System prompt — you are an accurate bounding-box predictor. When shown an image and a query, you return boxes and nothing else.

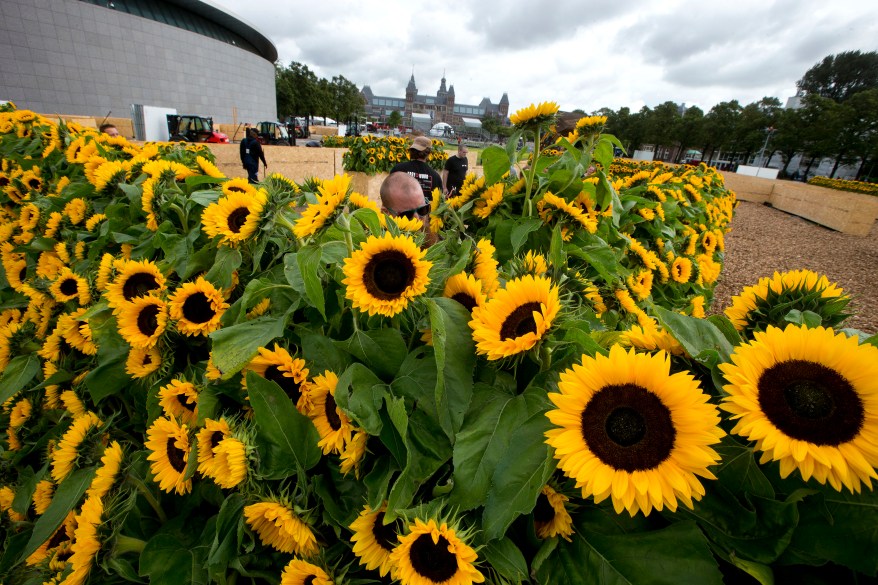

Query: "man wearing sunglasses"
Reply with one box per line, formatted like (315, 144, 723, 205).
(389, 135, 444, 203)
(380, 172, 431, 220)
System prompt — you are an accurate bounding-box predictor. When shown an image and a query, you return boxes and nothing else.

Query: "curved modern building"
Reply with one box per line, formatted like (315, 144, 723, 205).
(0, 0, 277, 126)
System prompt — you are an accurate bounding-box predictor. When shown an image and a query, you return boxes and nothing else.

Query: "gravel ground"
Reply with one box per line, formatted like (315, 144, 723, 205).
(710, 200, 878, 335)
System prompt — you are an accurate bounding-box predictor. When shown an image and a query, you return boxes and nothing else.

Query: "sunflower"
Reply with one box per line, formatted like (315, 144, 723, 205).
(469, 275, 560, 361)
(125, 345, 162, 379)
(27, 510, 75, 566)
(105, 259, 166, 310)
(539, 192, 598, 234)
(196, 417, 232, 478)
(534, 485, 574, 540)
(522, 251, 548, 277)
(390, 518, 485, 585)
(342, 233, 431, 318)
(350, 503, 399, 577)
(86, 441, 124, 500)
(90, 160, 128, 192)
(18, 203, 40, 230)
(308, 371, 354, 455)
(51, 412, 103, 482)
(545, 345, 724, 516)
(281, 559, 333, 585)
(626, 269, 654, 301)
(1, 485, 26, 522)
(443, 272, 487, 314)
(387, 214, 424, 233)
(116, 296, 168, 348)
(724, 270, 849, 335)
(202, 187, 267, 246)
(65, 494, 103, 584)
(33, 479, 55, 515)
(212, 437, 248, 489)
(158, 379, 200, 426)
(293, 174, 351, 238)
(49, 268, 91, 305)
(145, 416, 192, 495)
(510, 101, 560, 127)
(168, 276, 228, 336)
(221, 177, 256, 197)
(339, 429, 368, 478)
(244, 500, 319, 556)
(244, 344, 311, 412)
(196, 155, 225, 178)
(620, 324, 687, 357)
(696, 253, 721, 285)
(719, 325, 878, 493)
(63, 198, 87, 225)
(84, 213, 107, 232)
(472, 239, 500, 297)
(671, 257, 693, 284)
(142, 177, 160, 231)
(472, 183, 504, 220)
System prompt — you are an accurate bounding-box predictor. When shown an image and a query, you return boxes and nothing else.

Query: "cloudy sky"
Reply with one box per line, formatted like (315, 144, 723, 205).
(210, 0, 878, 115)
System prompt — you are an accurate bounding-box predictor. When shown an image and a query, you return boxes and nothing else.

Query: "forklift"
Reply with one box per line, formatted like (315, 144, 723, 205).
(166, 114, 229, 143)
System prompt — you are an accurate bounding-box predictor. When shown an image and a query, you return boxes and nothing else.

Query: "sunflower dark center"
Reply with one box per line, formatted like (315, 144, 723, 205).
(19, 266, 27, 281)
(166, 439, 187, 472)
(409, 534, 458, 583)
(227, 185, 247, 193)
(59, 278, 78, 296)
(176, 391, 197, 412)
(499, 301, 541, 340)
(28, 178, 41, 190)
(123, 273, 159, 300)
(371, 511, 397, 552)
(226, 207, 249, 233)
(303, 577, 316, 585)
(451, 292, 478, 313)
(47, 526, 71, 549)
(325, 393, 342, 431)
(264, 365, 301, 402)
(533, 493, 556, 524)
(757, 359, 864, 445)
(142, 353, 153, 365)
(581, 383, 676, 472)
(182, 292, 215, 324)
(0, 176, 9, 187)
(209, 430, 224, 450)
(606, 407, 646, 447)
(137, 304, 160, 336)
(363, 251, 415, 300)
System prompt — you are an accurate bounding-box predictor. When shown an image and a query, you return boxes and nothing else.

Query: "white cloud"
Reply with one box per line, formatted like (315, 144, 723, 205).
(210, 0, 878, 114)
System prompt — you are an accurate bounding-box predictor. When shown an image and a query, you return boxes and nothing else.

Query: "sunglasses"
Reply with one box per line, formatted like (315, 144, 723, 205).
(394, 203, 430, 220)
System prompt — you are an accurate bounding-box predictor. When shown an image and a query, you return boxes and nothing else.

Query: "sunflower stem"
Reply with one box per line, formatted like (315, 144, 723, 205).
(114, 535, 146, 555)
(523, 127, 542, 218)
(127, 473, 167, 524)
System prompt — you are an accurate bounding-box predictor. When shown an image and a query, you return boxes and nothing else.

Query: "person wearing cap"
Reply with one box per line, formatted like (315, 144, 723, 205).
(390, 135, 444, 204)
(442, 140, 468, 196)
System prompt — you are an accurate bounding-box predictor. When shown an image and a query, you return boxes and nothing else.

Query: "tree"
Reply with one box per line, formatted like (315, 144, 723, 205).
(702, 101, 742, 163)
(771, 108, 806, 176)
(387, 110, 402, 129)
(674, 106, 706, 163)
(328, 75, 365, 125)
(275, 61, 319, 122)
(735, 97, 782, 164)
(643, 101, 682, 161)
(797, 50, 878, 103)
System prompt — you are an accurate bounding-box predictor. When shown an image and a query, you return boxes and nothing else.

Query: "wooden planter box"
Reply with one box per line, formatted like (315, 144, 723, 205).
(769, 182, 878, 236)
(721, 172, 878, 236)
(348, 172, 388, 206)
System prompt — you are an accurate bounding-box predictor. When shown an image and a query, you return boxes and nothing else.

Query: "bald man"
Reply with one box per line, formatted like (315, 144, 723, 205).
(380, 172, 430, 220)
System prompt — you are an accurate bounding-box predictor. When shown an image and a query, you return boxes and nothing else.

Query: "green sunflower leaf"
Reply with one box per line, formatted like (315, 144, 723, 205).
(510, 219, 543, 255)
(481, 145, 512, 185)
(655, 306, 734, 364)
(536, 520, 724, 585)
(15, 466, 96, 567)
(296, 244, 325, 319)
(245, 371, 321, 477)
(209, 316, 286, 379)
(204, 246, 242, 291)
(336, 328, 407, 381)
(482, 537, 529, 582)
(482, 408, 555, 541)
(427, 298, 475, 441)
(0, 353, 40, 405)
(334, 362, 386, 435)
(139, 534, 209, 585)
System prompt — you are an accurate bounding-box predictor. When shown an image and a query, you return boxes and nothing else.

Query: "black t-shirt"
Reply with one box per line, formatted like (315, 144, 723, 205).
(390, 160, 443, 202)
(444, 155, 469, 195)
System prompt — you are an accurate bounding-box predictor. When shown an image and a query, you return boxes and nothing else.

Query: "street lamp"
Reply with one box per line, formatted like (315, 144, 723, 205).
(756, 126, 776, 168)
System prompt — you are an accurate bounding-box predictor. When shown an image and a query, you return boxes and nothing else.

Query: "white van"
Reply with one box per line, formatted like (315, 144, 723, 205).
(429, 122, 454, 138)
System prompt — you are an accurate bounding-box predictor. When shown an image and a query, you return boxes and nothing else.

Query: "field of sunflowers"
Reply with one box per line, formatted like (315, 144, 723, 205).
(1, 99, 876, 585)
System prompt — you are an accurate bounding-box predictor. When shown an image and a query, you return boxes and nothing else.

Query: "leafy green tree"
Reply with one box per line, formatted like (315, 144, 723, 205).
(702, 101, 742, 163)
(828, 89, 878, 177)
(387, 110, 402, 128)
(644, 101, 681, 161)
(674, 106, 706, 163)
(735, 97, 782, 164)
(772, 108, 807, 176)
(797, 50, 878, 103)
(798, 94, 844, 179)
(275, 61, 318, 122)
